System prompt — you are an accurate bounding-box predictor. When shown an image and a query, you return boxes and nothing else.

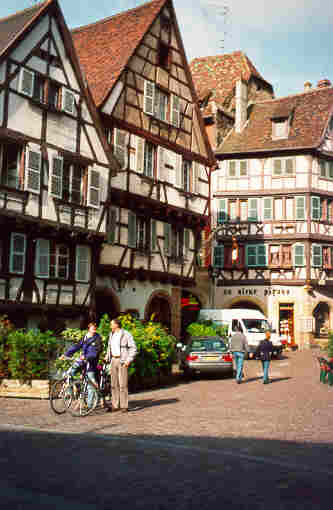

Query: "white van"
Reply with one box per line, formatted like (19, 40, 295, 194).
(199, 308, 283, 358)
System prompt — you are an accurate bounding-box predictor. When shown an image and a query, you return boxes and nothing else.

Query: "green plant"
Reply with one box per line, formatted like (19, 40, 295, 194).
(7, 329, 58, 383)
(186, 319, 228, 339)
(327, 331, 333, 359)
(0, 315, 14, 379)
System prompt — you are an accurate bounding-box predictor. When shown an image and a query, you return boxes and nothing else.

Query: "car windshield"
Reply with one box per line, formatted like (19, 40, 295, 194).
(242, 319, 270, 333)
(190, 339, 227, 352)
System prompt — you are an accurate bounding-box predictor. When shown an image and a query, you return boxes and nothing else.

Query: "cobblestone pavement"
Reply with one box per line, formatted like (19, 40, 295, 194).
(1, 349, 333, 509)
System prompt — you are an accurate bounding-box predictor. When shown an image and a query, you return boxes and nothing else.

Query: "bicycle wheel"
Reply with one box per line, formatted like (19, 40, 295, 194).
(67, 381, 98, 417)
(49, 378, 70, 415)
(101, 374, 112, 411)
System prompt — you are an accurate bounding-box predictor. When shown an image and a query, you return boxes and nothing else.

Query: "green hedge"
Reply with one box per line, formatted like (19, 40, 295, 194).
(328, 331, 333, 359)
(186, 320, 228, 339)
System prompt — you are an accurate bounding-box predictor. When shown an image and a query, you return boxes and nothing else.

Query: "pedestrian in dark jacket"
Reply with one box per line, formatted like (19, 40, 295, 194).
(256, 330, 273, 384)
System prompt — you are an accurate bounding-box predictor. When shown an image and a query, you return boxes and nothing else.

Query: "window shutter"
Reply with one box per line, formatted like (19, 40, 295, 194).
(319, 160, 326, 177)
(157, 146, 166, 181)
(240, 160, 247, 176)
(273, 159, 282, 175)
(257, 245, 267, 266)
(144, 80, 155, 115)
(311, 196, 320, 220)
(170, 94, 180, 127)
(49, 156, 63, 198)
(19, 68, 34, 97)
(192, 161, 200, 194)
(175, 153, 182, 187)
(296, 196, 306, 220)
(312, 244, 322, 267)
(248, 198, 258, 221)
(135, 136, 145, 173)
(61, 87, 75, 115)
(293, 243, 305, 267)
(263, 198, 273, 220)
(128, 211, 137, 248)
(217, 199, 228, 223)
(75, 245, 90, 282)
(246, 245, 257, 267)
(87, 167, 100, 208)
(184, 228, 190, 259)
(24, 147, 41, 193)
(113, 128, 129, 169)
(151, 219, 157, 252)
(229, 161, 236, 177)
(286, 158, 295, 175)
(107, 207, 118, 244)
(35, 239, 50, 278)
(213, 245, 224, 268)
(10, 233, 26, 274)
(164, 223, 172, 255)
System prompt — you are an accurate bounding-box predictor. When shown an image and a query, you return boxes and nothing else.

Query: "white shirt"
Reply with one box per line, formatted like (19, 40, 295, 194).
(110, 330, 122, 357)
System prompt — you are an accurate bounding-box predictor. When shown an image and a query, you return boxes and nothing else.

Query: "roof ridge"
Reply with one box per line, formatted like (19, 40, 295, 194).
(72, 0, 165, 34)
(255, 86, 333, 105)
(0, 0, 49, 24)
(191, 50, 244, 63)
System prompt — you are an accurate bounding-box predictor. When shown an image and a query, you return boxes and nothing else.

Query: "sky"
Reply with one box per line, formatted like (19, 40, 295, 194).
(0, 0, 333, 98)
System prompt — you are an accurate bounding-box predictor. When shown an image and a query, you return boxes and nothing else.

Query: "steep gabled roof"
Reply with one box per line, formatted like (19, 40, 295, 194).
(72, 0, 168, 107)
(217, 86, 333, 155)
(0, 0, 51, 57)
(190, 51, 273, 117)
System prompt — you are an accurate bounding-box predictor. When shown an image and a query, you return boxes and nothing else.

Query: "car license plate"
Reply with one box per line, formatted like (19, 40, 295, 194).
(202, 356, 220, 361)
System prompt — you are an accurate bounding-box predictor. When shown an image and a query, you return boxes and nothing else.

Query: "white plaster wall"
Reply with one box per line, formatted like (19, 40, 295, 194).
(102, 81, 124, 115)
(84, 125, 109, 165)
(49, 65, 67, 85)
(81, 101, 93, 124)
(7, 93, 42, 139)
(51, 19, 79, 91)
(27, 56, 47, 74)
(12, 15, 49, 61)
(46, 112, 76, 152)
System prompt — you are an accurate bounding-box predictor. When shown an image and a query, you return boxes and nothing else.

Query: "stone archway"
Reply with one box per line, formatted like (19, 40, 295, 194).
(145, 290, 172, 332)
(224, 296, 267, 316)
(95, 289, 121, 324)
(313, 302, 330, 338)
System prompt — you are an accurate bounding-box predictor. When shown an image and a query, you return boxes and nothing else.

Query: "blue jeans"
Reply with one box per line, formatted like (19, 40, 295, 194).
(87, 371, 98, 407)
(233, 352, 245, 381)
(261, 360, 270, 382)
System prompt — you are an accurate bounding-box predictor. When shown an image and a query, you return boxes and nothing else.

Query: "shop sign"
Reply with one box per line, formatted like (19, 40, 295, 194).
(222, 287, 292, 297)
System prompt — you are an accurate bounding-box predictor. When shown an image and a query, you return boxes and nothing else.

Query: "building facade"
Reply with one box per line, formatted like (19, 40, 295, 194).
(211, 78, 333, 349)
(72, 0, 214, 337)
(0, 0, 118, 330)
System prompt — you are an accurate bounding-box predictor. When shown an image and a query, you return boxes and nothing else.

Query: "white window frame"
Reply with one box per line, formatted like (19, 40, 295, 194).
(312, 244, 322, 267)
(272, 118, 289, 139)
(35, 239, 50, 278)
(295, 196, 306, 220)
(49, 156, 63, 198)
(87, 167, 100, 209)
(263, 197, 273, 220)
(311, 196, 321, 221)
(50, 243, 70, 279)
(61, 87, 75, 115)
(113, 128, 129, 170)
(24, 147, 42, 194)
(293, 243, 305, 267)
(19, 68, 34, 98)
(228, 160, 248, 178)
(273, 157, 295, 176)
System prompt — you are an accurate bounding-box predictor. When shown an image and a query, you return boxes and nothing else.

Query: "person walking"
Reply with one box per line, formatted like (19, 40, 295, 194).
(106, 318, 137, 413)
(229, 323, 248, 384)
(256, 330, 274, 384)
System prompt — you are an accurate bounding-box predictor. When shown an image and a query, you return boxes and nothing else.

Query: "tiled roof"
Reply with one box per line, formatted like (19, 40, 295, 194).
(217, 86, 333, 155)
(0, 0, 50, 56)
(190, 51, 273, 116)
(72, 0, 168, 107)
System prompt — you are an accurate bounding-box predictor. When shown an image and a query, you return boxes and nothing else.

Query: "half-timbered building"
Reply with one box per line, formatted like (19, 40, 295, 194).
(72, 0, 214, 337)
(212, 78, 333, 348)
(0, 0, 118, 329)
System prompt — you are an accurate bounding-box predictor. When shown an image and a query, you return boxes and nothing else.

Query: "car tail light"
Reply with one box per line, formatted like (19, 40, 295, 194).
(222, 354, 233, 362)
(186, 354, 199, 361)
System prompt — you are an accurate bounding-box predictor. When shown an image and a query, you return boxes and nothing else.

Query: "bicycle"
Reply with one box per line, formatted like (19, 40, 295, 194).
(50, 361, 112, 417)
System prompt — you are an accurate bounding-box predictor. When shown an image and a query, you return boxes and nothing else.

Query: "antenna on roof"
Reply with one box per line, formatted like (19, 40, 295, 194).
(205, 2, 231, 53)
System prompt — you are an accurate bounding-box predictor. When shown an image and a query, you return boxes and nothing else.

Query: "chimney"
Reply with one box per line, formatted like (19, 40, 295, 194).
(235, 79, 248, 133)
(304, 81, 312, 91)
(317, 79, 331, 88)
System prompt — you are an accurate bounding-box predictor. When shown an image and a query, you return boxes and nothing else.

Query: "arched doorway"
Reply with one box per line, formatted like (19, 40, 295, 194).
(145, 291, 172, 332)
(95, 290, 120, 325)
(313, 302, 330, 338)
(230, 300, 263, 312)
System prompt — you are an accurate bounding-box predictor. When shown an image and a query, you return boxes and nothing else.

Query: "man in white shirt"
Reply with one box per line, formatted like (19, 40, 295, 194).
(106, 318, 137, 412)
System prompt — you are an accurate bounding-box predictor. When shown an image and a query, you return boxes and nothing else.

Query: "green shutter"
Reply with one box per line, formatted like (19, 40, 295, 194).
(128, 212, 137, 248)
(35, 239, 50, 278)
(312, 244, 322, 267)
(285, 158, 295, 175)
(294, 244, 305, 267)
(213, 245, 224, 268)
(240, 160, 247, 176)
(151, 220, 157, 252)
(217, 199, 228, 223)
(296, 196, 306, 220)
(75, 245, 90, 282)
(311, 196, 321, 220)
(248, 199, 258, 221)
(107, 207, 117, 245)
(257, 245, 267, 266)
(10, 233, 26, 274)
(229, 161, 236, 177)
(246, 245, 257, 267)
(273, 159, 282, 175)
(263, 198, 273, 220)
(164, 223, 172, 255)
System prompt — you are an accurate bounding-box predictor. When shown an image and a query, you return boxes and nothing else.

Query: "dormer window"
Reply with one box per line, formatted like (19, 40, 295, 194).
(272, 117, 289, 139)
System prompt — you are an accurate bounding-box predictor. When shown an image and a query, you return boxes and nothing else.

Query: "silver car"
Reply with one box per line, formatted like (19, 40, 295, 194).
(178, 336, 233, 378)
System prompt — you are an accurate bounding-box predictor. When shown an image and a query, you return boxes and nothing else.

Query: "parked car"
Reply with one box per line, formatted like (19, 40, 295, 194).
(177, 336, 233, 378)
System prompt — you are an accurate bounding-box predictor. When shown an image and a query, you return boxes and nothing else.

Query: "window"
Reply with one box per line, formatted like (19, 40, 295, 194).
(312, 244, 322, 267)
(275, 198, 283, 220)
(144, 142, 155, 178)
(295, 196, 306, 220)
(323, 246, 333, 269)
(269, 245, 280, 266)
(319, 159, 333, 179)
(154, 88, 168, 122)
(107, 207, 118, 245)
(246, 244, 267, 267)
(75, 245, 91, 282)
(293, 243, 305, 267)
(1, 144, 22, 189)
(272, 118, 289, 139)
(62, 161, 84, 204)
(113, 128, 129, 169)
(248, 198, 259, 221)
(163, 223, 186, 260)
(229, 201, 237, 221)
(228, 160, 248, 177)
(33, 74, 46, 103)
(35, 239, 69, 279)
(143, 80, 180, 127)
(182, 159, 191, 192)
(217, 199, 228, 223)
(128, 212, 155, 252)
(1, 144, 41, 193)
(240, 201, 247, 221)
(273, 158, 295, 176)
(49, 81, 61, 109)
(311, 196, 321, 220)
(158, 42, 170, 69)
(263, 198, 273, 220)
(269, 245, 292, 267)
(19, 68, 34, 97)
(10, 233, 26, 274)
(213, 245, 224, 268)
